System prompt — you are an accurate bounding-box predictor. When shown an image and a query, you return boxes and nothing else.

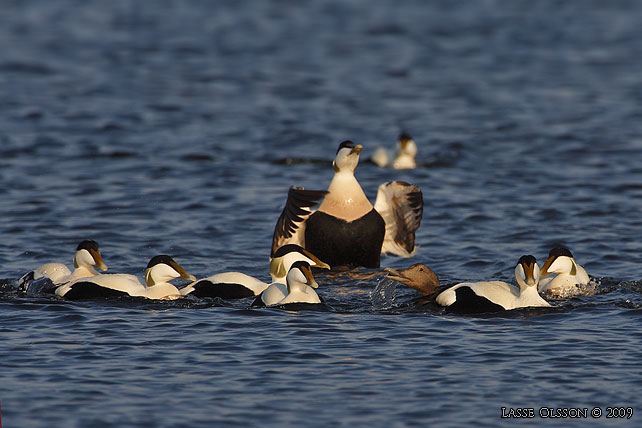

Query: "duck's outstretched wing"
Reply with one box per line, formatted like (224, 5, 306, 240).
(271, 187, 328, 258)
(373, 181, 423, 257)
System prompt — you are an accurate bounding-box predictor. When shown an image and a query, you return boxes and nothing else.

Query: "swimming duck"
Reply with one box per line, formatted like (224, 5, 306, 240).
(181, 244, 330, 299)
(18, 240, 108, 293)
(371, 132, 418, 170)
(252, 261, 323, 307)
(56, 255, 195, 300)
(384, 263, 441, 296)
(271, 141, 423, 269)
(436, 255, 550, 313)
(538, 247, 590, 298)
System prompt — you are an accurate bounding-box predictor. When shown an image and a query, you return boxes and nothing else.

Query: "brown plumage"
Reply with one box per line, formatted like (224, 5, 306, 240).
(384, 263, 440, 296)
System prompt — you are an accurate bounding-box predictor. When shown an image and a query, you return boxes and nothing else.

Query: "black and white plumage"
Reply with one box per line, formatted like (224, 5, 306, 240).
(252, 261, 323, 308)
(55, 255, 195, 300)
(181, 244, 330, 299)
(538, 247, 591, 298)
(436, 255, 550, 313)
(18, 240, 108, 294)
(271, 141, 423, 269)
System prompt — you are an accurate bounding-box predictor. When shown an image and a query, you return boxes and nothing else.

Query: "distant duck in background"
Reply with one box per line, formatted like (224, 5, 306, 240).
(384, 263, 441, 296)
(371, 132, 418, 170)
(538, 247, 591, 298)
(181, 244, 330, 299)
(252, 261, 324, 308)
(56, 255, 195, 300)
(272, 141, 423, 269)
(18, 240, 108, 294)
(436, 255, 550, 313)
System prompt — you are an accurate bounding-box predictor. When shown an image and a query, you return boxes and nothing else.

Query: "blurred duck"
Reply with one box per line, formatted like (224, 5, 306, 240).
(181, 244, 329, 299)
(372, 132, 418, 170)
(272, 141, 423, 269)
(56, 255, 195, 300)
(252, 261, 323, 307)
(384, 263, 441, 296)
(19, 240, 108, 293)
(538, 247, 590, 298)
(436, 255, 550, 313)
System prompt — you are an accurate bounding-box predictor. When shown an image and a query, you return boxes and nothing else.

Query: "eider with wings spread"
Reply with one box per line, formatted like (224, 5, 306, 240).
(271, 141, 423, 269)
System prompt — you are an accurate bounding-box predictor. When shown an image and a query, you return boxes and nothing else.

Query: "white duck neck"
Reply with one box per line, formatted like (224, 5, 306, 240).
(318, 171, 373, 221)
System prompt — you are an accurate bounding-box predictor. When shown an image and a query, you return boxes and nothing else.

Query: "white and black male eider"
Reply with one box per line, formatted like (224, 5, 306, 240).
(538, 246, 590, 298)
(180, 244, 330, 299)
(371, 132, 418, 170)
(251, 261, 325, 308)
(19, 240, 108, 294)
(436, 255, 550, 313)
(271, 140, 423, 269)
(55, 255, 195, 300)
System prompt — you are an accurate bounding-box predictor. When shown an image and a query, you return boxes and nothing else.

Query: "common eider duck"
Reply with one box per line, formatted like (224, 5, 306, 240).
(19, 240, 108, 294)
(271, 141, 423, 269)
(436, 255, 550, 313)
(252, 261, 324, 308)
(538, 247, 591, 298)
(180, 244, 329, 299)
(371, 132, 418, 170)
(384, 263, 440, 296)
(56, 255, 195, 300)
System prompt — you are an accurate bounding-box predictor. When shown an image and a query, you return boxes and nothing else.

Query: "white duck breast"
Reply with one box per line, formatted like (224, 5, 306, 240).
(538, 247, 590, 298)
(56, 255, 194, 300)
(182, 245, 330, 299)
(272, 141, 423, 269)
(436, 255, 550, 313)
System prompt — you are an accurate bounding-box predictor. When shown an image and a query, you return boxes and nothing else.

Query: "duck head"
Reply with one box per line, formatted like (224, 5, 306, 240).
(540, 247, 577, 277)
(270, 244, 330, 282)
(145, 255, 196, 287)
(74, 240, 108, 271)
(333, 140, 363, 173)
(385, 263, 440, 295)
(515, 255, 540, 289)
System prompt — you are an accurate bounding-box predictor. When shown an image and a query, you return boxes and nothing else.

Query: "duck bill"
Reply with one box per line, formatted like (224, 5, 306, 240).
(303, 249, 331, 270)
(91, 249, 108, 271)
(539, 257, 554, 277)
(171, 262, 197, 281)
(351, 144, 363, 155)
(383, 267, 407, 283)
(302, 265, 319, 289)
(524, 262, 537, 286)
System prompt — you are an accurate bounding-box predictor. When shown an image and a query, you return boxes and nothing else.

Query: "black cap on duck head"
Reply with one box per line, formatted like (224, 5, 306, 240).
(76, 240, 100, 252)
(398, 132, 413, 142)
(289, 260, 311, 272)
(147, 255, 176, 269)
(337, 140, 357, 154)
(548, 247, 573, 259)
(518, 255, 537, 266)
